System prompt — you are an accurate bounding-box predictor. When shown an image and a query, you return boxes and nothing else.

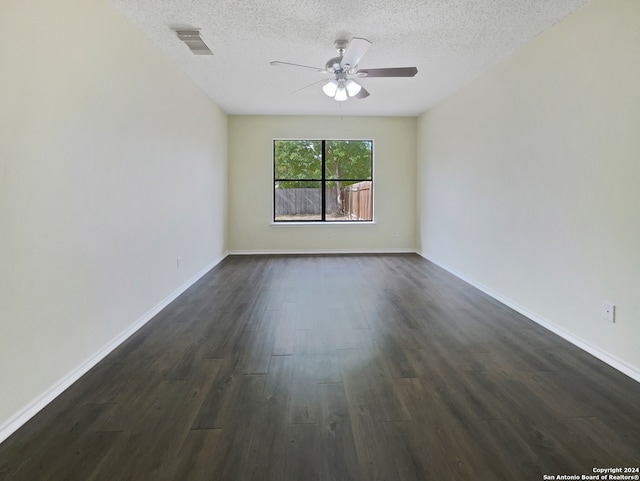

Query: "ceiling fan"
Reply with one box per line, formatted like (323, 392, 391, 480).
(270, 37, 418, 101)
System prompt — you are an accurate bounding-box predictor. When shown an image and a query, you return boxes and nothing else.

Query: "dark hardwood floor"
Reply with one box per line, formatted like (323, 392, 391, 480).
(1, 254, 639, 480)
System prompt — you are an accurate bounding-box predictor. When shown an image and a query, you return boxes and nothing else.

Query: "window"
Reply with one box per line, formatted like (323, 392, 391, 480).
(273, 140, 373, 222)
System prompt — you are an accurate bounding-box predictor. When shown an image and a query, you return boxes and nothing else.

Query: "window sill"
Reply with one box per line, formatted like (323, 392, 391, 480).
(270, 221, 376, 227)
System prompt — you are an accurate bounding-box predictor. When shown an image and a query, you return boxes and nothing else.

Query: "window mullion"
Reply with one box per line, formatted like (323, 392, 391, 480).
(321, 140, 326, 222)
(273, 141, 276, 222)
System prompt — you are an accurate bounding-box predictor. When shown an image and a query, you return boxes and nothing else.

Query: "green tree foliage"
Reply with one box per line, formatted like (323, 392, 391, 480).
(325, 140, 372, 180)
(274, 140, 371, 189)
(274, 140, 321, 188)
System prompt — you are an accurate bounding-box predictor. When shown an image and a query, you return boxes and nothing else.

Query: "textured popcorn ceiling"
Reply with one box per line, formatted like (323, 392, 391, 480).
(108, 0, 589, 116)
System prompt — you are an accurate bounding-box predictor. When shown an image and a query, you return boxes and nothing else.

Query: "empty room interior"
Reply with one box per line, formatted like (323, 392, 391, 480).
(1, 0, 639, 479)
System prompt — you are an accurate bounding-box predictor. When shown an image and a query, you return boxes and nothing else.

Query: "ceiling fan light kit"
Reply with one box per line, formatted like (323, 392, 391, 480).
(271, 37, 418, 102)
(345, 79, 362, 97)
(322, 79, 339, 97)
(322, 75, 362, 101)
(334, 84, 348, 101)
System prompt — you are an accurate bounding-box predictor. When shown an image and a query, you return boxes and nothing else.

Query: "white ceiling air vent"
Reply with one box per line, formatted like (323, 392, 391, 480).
(174, 29, 212, 55)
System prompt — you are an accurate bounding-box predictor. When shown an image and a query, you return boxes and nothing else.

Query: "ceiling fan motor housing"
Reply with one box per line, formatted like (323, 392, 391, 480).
(325, 57, 343, 73)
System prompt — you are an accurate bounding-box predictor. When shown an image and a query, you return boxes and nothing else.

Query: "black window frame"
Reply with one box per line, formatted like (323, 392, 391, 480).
(273, 139, 374, 223)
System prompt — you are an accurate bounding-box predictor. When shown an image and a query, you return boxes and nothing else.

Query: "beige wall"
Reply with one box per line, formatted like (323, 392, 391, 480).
(228, 115, 417, 253)
(417, 0, 640, 377)
(0, 0, 228, 435)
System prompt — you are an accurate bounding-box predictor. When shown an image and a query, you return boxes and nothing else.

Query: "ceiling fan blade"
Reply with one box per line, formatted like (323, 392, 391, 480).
(356, 67, 418, 78)
(340, 37, 372, 71)
(292, 79, 328, 94)
(270, 61, 326, 72)
(355, 86, 370, 99)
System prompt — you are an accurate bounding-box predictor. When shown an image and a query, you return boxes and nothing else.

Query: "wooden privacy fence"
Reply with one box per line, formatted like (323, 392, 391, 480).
(343, 181, 372, 220)
(275, 183, 372, 219)
(275, 188, 338, 215)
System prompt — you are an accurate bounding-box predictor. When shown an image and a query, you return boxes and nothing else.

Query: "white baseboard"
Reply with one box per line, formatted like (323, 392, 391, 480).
(418, 252, 640, 383)
(228, 248, 418, 255)
(0, 252, 228, 445)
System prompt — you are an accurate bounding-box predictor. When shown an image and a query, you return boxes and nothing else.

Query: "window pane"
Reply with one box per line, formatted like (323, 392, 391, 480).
(324, 140, 372, 180)
(325, 180, 372, 221)
(274, 140, 322, 180)
(275, 181, 322, 221)
(273, 139, 373, 223)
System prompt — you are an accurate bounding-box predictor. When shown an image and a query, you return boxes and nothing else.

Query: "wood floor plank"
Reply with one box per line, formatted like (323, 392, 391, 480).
(283, 424, 322, 481)
(199, 374, 266, 480)
(1, 254, 639, 481)
(114, 379, 204, 480)
(191, 356, 254, 430)
(341, 341, 412, 423)
(240, 355, 292, 481)
(166, 429, 223, 481)
(289, 353, 321, 424)
(271, 306, 296, 355)
(344, 376, 403, 481)
(319, 382, 362, 481)
(0, 404, 115, 481)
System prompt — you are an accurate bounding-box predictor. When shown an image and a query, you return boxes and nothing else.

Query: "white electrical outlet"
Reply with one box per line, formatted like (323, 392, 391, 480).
(602, 302, 615, 323)
(177, 257, 182, 269)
